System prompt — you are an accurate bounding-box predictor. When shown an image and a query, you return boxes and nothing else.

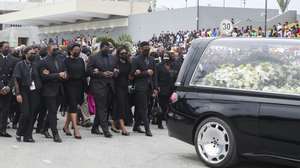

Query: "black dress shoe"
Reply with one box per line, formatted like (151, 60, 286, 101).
(53, 136, 62, 143)
(145, 130, 153, 137)
(52, 130, 62, 143)
(103, 131, 112, 138)
(158, 124, 164, 129)
(91, 128, 103, 135)
(63, 128, 72, 136)
(23, 138, 35, 143)
(111, 127, 120, 133)
(0, 132, 12, 138)
(16, 136, 21, 142)
(133, 126, 145, 133)
(81, 119, 92, 128)
(43, 131, 53, 139)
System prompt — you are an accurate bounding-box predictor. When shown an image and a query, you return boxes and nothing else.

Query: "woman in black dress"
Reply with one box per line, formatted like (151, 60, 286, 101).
(14, 46, 42, 142)
(63, 43, 86, 139)
(111, 46, 131, 136)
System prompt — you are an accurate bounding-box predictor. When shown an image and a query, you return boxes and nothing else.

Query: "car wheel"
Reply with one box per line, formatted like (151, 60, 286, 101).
(194, 117, 238, 168)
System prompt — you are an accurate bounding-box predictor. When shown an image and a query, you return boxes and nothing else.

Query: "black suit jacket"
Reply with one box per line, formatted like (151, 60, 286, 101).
(87, 53, 118, 95)
(13, 60, 42, 94)
(39, 55, 66, 97)
(130, 55, 157, 92)
(0, 54, 20, 90)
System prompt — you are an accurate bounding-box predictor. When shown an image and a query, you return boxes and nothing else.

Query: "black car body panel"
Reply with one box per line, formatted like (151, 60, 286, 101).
(167, 38, 300, 166)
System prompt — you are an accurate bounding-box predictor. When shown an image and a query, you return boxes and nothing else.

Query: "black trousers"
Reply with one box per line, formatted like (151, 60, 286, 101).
(93, 86, 113, 133)
(158, 95, 169, 125)
(0, 94, 12, 133)
(134, 90, 150, 131)
(44, 95, 62, 131)
(17, 90, 40, 138)
(33, 97, 47, 132)
(10, 97, 20, 126)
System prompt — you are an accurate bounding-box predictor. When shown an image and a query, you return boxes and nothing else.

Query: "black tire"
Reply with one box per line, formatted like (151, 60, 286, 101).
(194, 117, 238, 168)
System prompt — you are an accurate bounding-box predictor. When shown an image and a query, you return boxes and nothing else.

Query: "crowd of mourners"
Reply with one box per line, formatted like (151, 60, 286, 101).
(41, 21, 300, 58)
(149, 21, 300, 50)
(0, 39, 183, 143)
(2, 20, 300, 143)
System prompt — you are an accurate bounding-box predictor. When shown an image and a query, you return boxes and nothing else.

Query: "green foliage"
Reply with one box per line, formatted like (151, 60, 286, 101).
(116, 34, 134, 52)
(117, 34, 133, 44)
(95, 34, 134, 53)
(96, 36, 116, 47)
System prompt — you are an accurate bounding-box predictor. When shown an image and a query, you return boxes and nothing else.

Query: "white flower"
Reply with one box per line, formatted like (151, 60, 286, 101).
(198, 62, 300, 95)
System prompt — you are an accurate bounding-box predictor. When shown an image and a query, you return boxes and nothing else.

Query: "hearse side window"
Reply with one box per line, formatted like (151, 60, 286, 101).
(190, 39, 300, 96)
(175, 46, 195, 86)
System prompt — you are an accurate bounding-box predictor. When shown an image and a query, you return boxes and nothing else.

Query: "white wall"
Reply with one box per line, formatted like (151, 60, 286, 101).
(0, 26, 40, 47)
(128, 6, 280, 41)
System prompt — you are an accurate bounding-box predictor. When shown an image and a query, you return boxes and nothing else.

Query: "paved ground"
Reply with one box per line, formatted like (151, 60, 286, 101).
(0, 119, 291, 168)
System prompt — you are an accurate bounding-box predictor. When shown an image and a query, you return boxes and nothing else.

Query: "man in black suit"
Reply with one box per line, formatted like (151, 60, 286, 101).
(87, 41, 118, 138)
(0, 41, 19, 137)
(32, 46, 48, 134)
(39, 43, 67, 143)
(131, 41, 158, 137)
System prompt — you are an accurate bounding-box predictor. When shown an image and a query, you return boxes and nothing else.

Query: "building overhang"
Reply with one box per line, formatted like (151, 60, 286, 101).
(0, 0, 149, 26)
(39, 18, 129, 34)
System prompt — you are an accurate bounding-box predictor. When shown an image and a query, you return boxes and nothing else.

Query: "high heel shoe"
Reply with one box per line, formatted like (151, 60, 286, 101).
(74, 134, 82, 139)
(74, 131, 82, 140)
(122, 131, 130, 136)
(63, 128, 72, 136)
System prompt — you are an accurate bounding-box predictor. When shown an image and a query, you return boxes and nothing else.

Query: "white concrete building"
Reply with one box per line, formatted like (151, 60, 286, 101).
(0, 0, 151, 47)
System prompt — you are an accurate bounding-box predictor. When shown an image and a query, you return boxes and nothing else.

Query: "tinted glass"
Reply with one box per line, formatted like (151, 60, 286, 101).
(175, 45, 195, 86)
(190, 38, 300, 95)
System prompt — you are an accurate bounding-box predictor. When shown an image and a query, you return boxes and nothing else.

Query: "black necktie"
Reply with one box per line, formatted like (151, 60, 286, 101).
(145, 58, 149, 67)
(54, 58, 59, 71)
(25, 61, 33, 83)
(144, 57, 151, 85)
(3, 56, 7, 65)
(104, 56, 110, 70)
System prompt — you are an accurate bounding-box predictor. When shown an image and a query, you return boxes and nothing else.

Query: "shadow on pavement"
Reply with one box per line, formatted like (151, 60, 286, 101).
(180, 153, 295, 168)
(233, 161, 295, 168)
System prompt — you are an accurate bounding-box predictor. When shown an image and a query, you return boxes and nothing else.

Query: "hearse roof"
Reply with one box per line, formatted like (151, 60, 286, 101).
(191, 37, 300, 48)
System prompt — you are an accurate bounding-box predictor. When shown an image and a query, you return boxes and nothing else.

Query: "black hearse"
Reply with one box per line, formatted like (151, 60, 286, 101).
(167, 38, 300, 168)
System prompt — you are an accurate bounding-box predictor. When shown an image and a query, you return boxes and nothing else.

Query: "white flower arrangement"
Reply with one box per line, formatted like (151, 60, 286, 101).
(197, 62, 300, 95)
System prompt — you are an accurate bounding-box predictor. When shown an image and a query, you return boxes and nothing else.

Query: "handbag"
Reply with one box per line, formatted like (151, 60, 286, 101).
(87, 93, 96, 115)
(128, 79, 136, 94)
(150, 96, 163, 119)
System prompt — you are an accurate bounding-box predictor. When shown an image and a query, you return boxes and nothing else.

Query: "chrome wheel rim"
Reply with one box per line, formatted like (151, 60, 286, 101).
(197, 121, 230, 164)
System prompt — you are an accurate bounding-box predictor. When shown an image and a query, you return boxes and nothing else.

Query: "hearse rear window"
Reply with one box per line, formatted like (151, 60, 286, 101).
(190, 39, 300, 95)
